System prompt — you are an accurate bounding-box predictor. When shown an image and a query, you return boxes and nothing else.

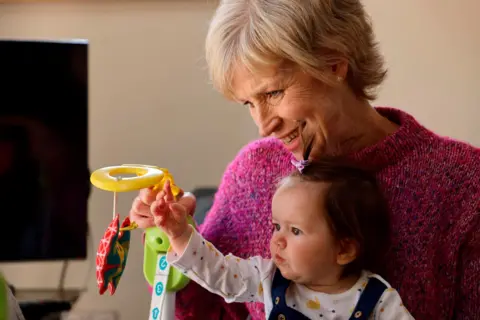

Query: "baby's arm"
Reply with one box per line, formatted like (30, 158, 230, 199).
(166, 226, 274, 304)
(374, 287, 415, 320)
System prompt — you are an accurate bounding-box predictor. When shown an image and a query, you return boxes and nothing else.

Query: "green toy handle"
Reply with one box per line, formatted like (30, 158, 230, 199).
(0, 273, 8, 320)
(143, 216, 195, 291)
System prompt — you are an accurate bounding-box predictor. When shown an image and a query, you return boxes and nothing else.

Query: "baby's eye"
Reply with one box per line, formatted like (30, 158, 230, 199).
(272, 223, 280, 232)
(291, 227, 302, 236)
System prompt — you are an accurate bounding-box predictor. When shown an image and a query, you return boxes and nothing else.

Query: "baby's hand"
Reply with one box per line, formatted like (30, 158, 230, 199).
(151, 180, 191, 246)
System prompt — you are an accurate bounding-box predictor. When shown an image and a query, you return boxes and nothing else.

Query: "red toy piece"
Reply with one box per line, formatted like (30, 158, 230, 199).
(96, 214, 132, 295)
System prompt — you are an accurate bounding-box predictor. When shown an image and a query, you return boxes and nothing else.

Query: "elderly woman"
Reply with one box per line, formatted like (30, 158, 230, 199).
(130, 0, 480, 319)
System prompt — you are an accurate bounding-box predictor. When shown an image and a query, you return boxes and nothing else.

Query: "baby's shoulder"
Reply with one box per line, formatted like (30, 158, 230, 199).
(364, 271, 393, 290)
(363, 271, 414, 318)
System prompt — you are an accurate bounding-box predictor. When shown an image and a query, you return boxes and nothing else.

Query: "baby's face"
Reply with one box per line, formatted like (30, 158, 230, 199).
(270, 179, 342, 286)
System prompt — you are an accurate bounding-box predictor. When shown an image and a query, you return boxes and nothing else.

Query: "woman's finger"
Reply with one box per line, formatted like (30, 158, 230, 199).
(132, 197, 151, 217)
(139, 187, 158, 205)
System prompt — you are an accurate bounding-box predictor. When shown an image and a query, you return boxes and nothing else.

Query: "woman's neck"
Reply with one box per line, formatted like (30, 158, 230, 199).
(327, 99, 399, 156)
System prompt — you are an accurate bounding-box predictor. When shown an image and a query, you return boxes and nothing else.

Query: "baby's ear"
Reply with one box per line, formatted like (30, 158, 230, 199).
(336, 238, 358, 266)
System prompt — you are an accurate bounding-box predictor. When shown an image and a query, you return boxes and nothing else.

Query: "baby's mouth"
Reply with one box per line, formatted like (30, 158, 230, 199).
(274, 254, 286, 264)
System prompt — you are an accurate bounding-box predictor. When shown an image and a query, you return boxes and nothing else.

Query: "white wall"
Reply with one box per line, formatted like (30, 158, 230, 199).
(0, 1, 477, 319)
(365, 0, 479, 144)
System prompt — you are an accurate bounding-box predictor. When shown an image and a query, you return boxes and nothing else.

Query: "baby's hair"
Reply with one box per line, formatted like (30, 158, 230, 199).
(283, 157, 391, 277)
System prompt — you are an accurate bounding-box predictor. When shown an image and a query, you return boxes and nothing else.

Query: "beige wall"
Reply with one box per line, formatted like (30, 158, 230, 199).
(0, 1, 478, 319)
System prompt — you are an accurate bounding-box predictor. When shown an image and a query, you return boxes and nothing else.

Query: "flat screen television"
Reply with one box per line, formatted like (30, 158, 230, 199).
(0, 39, 90, 262)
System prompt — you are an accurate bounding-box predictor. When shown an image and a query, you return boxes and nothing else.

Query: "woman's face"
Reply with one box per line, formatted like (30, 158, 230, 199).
(230, 64, 352, 160)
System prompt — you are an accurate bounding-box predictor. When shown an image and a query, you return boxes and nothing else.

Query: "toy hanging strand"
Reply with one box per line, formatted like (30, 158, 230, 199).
(113, 190, 117, 220)
(91, 164, 193, 320)
(111, 176, 138, 231)
(113, 175, 120, 220)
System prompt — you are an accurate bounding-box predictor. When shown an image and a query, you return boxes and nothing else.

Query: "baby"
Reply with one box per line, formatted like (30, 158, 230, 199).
(152, 159, 414, 319)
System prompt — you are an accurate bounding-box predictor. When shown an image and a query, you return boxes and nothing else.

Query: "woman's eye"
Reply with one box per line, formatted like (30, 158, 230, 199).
(267, 90, 283, 97)
(243, 101, 254, 108)
(265, 90, 284, 105)
(291, 227, 301, 235)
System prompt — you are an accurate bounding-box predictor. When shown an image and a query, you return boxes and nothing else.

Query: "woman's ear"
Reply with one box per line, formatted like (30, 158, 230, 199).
(331, 59, 348, 81)
(336, 238, 358, 266)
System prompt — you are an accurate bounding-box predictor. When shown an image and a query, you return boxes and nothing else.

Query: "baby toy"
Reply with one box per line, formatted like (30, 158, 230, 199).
(90, 164, 195, 320)
(0, 273, 7, 320)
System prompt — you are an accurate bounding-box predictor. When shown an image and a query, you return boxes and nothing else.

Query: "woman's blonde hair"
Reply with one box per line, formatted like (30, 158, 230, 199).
(205, 0, 387, 101)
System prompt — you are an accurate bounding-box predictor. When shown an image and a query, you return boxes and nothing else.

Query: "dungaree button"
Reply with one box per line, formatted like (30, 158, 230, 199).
(277, 314, 286, 320)
(275, 296, 280, 304)
(354, 311, 362, 318)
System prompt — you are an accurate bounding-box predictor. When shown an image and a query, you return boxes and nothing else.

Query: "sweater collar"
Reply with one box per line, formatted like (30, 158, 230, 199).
(346, 107, 434, 170)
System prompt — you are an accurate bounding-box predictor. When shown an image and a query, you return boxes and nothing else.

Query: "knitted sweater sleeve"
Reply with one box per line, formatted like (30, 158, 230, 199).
(173, 146, 252, 320)
(455, 203, 480, 319)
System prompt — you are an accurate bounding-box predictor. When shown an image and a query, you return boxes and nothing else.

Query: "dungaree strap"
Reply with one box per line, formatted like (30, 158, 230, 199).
(268, 269, 310, 320)
(348, 277, 387, 320)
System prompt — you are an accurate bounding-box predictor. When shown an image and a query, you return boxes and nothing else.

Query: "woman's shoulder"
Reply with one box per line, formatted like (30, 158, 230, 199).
(381, 107, 479, 187)
(433, 135, 480, 163)
(395, 120, 480, 228)
(423, 135, 480, 189)
(431, 137, 480, 205)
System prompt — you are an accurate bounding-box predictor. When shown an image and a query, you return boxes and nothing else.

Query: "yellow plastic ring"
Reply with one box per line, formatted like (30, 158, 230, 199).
(90, 164, 166, 192)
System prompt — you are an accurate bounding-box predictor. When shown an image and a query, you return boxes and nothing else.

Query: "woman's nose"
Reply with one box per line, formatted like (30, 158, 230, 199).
(253, 106, 280, 137)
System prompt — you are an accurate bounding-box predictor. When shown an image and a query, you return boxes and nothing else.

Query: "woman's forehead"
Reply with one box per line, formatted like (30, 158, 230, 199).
(230, 66, 276, 99)
(230, 63, 294, 101)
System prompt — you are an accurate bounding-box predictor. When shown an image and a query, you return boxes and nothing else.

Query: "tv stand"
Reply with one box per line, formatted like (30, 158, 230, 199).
(14, 288, 82, 320)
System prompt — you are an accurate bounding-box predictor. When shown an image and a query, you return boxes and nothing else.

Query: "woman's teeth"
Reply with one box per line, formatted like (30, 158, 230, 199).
(283, 131, 298, 144)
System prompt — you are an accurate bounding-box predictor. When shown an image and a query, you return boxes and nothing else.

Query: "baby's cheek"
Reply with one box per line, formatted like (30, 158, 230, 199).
(268, 240, 275, 256)
(297, 241, 326, 265)
(290, 245, 312, 266)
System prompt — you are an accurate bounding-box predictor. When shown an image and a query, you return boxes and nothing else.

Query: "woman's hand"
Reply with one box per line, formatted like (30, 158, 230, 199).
(129, 188, 157, 229)
(129, 181, 197, 229)
(151, 180, 193, 253)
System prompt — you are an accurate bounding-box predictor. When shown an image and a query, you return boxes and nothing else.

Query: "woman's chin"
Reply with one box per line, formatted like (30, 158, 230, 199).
(291, 151, 303, 160)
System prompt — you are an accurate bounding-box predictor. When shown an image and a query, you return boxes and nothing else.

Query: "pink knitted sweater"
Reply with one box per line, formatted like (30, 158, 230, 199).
(171, 107, 480, 319)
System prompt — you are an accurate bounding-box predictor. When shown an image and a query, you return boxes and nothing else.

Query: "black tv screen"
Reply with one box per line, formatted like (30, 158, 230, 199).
(0, 39, 90, 262)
